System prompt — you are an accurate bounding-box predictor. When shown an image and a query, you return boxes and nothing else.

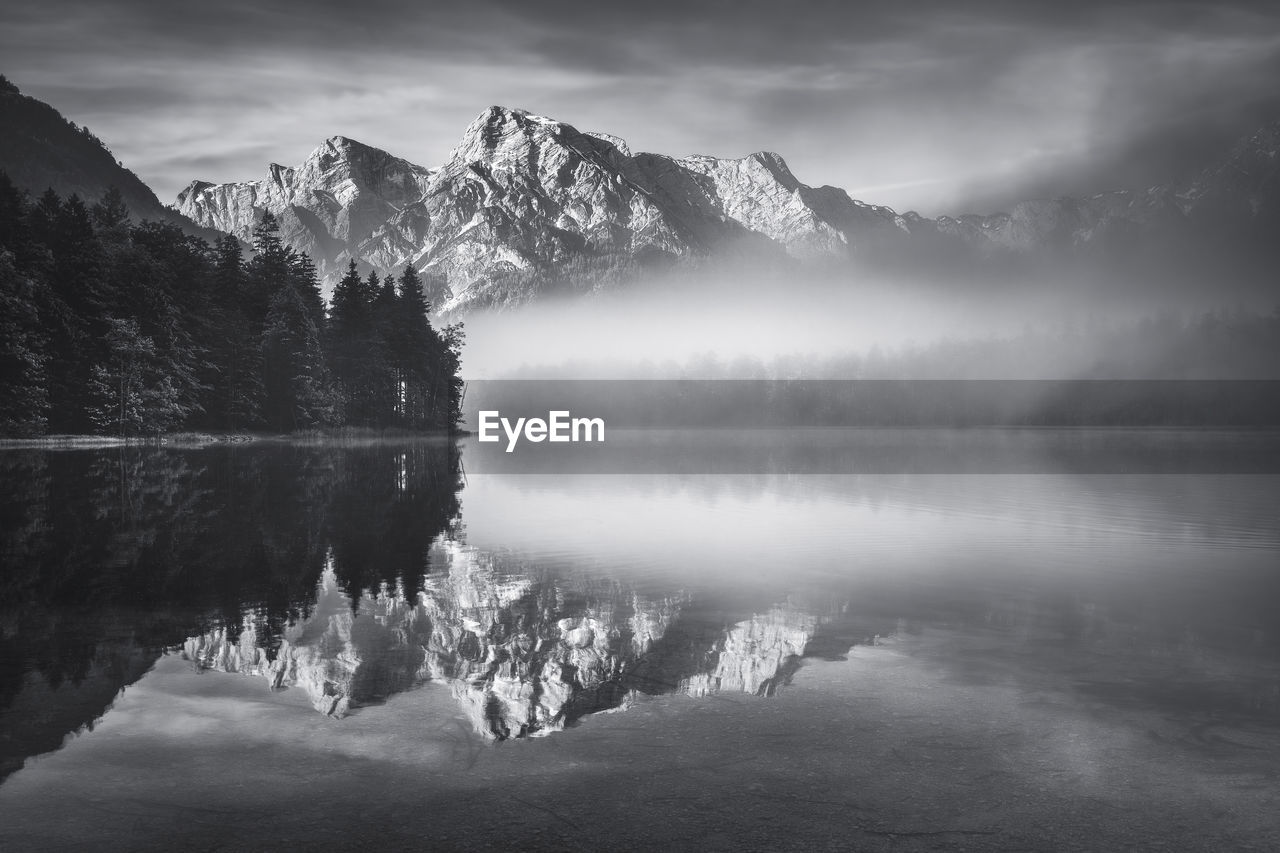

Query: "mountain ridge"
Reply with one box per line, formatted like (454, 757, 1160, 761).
(177, 104, 1280, 311)
(180, 105, 922, 309)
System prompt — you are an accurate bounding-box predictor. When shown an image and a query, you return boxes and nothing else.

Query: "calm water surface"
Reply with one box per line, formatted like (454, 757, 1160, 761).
(1, 430, 1278, 851)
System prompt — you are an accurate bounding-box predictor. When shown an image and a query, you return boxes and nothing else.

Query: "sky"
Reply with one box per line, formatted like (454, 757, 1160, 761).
(3, 0, 1280, 216)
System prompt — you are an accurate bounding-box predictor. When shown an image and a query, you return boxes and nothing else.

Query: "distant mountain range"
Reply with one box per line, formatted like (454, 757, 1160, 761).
(175, 106, 1280, 311)
(3, 75, 1277, 313)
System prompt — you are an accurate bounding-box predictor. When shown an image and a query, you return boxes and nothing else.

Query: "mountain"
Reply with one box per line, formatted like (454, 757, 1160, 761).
(1181, 119, 1280, 239)
(920, 123, 1280, 258)
(178, 105, 917, 312)
(174, 107, 1280, 313)
(0, 76, 218, 239)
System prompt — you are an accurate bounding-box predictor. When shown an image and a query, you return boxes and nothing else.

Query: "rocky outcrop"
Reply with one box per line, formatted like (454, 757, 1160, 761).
(176, 136, 435, 286)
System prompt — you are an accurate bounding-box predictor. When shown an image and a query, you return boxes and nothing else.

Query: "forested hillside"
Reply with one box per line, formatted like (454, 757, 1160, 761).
(0, 172, 463, 437)
(0, 75, 222, 242)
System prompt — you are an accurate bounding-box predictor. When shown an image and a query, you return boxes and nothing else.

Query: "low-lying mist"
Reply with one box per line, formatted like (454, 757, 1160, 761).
(459, 264, 1280, 380)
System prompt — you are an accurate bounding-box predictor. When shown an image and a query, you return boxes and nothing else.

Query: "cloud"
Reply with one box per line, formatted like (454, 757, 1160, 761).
(2, 0, 1279, 213)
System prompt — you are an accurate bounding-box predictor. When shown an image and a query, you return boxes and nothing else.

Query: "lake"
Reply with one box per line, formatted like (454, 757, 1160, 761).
(1, 430, 1278, 851)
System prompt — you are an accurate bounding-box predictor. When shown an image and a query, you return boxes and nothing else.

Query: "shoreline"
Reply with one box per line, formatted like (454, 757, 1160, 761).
(2, 423, 1277, 450)
(0, 428, 464, 450)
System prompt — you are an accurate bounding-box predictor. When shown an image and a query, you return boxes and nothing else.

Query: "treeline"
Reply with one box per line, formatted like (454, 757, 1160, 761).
(0, 172, 463, 437)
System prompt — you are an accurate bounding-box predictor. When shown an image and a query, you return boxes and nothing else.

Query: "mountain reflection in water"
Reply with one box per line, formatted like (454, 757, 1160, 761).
(3, 432, 1280, 792)
(0, 439, 866, 771)
(181, 548, 837, 739)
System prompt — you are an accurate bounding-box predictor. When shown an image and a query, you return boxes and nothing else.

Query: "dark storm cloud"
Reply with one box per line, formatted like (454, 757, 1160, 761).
(2, 0, 1278, 214)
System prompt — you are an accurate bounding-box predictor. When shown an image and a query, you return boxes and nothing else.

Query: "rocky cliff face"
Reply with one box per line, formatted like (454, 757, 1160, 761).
(181, 540, 848, 739)
(176, 106, 1280, 312)
(177, 136, 435, 286)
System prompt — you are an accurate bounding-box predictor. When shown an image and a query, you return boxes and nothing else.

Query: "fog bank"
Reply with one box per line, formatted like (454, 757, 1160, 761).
(459, 265, 1280, 380)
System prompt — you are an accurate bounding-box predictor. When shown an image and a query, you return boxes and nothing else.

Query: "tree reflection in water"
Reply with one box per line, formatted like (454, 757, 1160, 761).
(0, 441, 461, 780)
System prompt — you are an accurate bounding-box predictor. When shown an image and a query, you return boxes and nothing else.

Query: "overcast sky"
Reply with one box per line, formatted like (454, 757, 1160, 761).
(3, 0, 1279, 215)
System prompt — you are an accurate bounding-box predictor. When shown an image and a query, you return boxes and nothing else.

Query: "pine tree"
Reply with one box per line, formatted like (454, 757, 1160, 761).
(0, 251, 49, 435)
(329, 261, 367, 342)
(327, 265, 399, 426)
(254, 215, 339, 430)
(0, 172, 30, 260)
(249, 212, 292, 292)
(262, 283, 330, 430)
(290, 250, 328, 331)
(327, 260, 369, 422)
(211, 234, 264, 428)
(90, 186, 131, 243)
(437, 322, 465, 430)
(0, 173, 50, 435)
(37, 192, 113, 432)
(114, 221, 210, 431)
(372, 274, 399, 423)
(27, 189, 61, 253)
(394, 265, 437, 428)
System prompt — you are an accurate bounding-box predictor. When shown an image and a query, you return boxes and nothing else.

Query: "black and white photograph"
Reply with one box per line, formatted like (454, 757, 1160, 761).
(2, 1, 1280, 850)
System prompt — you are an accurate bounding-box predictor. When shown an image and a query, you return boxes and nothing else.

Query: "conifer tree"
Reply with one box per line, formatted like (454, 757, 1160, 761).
(437, 322, 466, 430)
(327, 260, 370, 422)
(0, 173, 33, 264)
(120, 222, 210, 425)
(90, 187, 131, 242)
(249, 212, 291, 291)
(212, 234, 264, 427)
(262, 282, 334, 430)
(372, 274, 399, 422)
(39, 193, 113, 431)
(0, 252, 49, 435)
(395, 265, 437, 428)
(329, 261, 367, 343)
(251, 213, 333, 429)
